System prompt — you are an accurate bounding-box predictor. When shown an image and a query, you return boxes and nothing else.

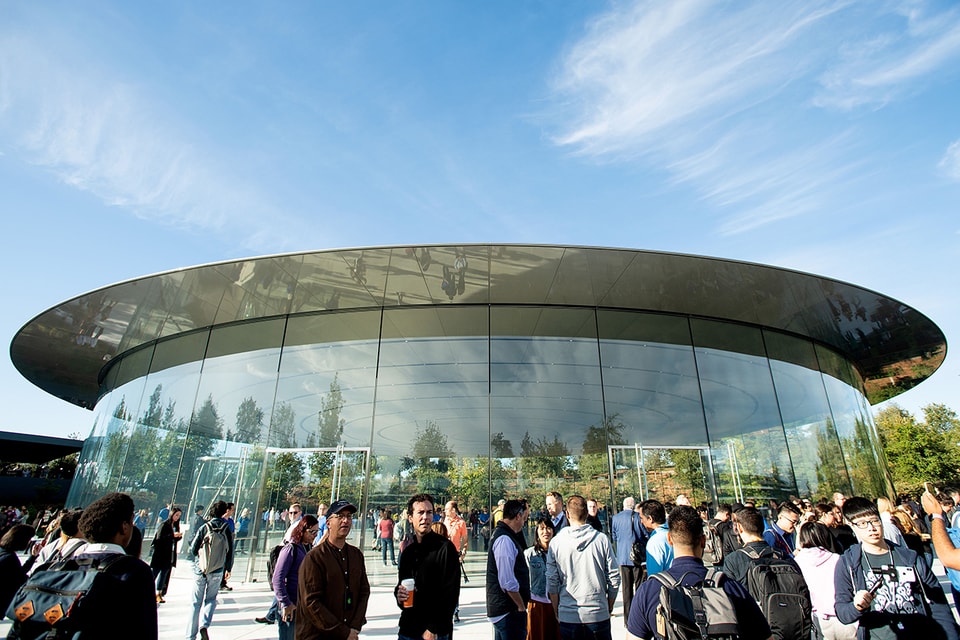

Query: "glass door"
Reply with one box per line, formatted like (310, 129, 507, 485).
(609, 444, 717, 507)
(243, 446, 370, 582)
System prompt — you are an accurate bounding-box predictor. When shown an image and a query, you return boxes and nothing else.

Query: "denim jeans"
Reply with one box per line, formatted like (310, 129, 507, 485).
(382, 536, 396, 564)
(279, 617, 295, 640)
(558, 619, 612, 640)
(187, 564, 223, 640)
(153, 566, 172, 596)
(493, 610, 527, 640)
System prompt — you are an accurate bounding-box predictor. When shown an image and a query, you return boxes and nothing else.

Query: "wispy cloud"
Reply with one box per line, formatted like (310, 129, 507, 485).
(814, 4, 960, 110)
(547, 0, 960, 235)
(0, 32, 308, 253)
(939, 140, 960, 181)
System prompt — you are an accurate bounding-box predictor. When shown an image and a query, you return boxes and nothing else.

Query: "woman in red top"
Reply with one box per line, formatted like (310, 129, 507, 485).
(379, 509, 397, 566)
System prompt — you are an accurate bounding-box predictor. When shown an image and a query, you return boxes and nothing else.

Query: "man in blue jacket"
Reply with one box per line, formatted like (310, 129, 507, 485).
(834, 496, 957, 640)
(611, 497, 647, 622)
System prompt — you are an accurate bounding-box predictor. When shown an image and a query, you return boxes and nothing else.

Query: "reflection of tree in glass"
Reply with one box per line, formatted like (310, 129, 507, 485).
(191, 395, 224, 439)
(814, 419, 850, 498)
(268, 402, 296, 448)
(519, 432, 572, 489)
(447, 456, 487, 511)
(579, 415, 626, 500)
(266, 452, 305, 506)
(307, 377, 347, 495)
(230, 397, 264, 443)
(491, 432, 514, 458)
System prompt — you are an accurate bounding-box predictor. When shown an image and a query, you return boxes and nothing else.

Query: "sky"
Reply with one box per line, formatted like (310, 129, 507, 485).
(1, 0, 958, 441)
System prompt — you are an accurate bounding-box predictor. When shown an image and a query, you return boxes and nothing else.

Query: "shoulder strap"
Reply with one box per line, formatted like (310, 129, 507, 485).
(650, 570, 680, 589)
(740, 545, 760, 560)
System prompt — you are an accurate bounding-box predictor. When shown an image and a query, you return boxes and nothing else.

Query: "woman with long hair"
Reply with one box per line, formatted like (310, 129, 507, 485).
(379, 509, 397, 566)
(524, 515, 560, 640)
(793, 522, 856, 640)
(149, 506, 182, 603)
(273, 514, 319, 640)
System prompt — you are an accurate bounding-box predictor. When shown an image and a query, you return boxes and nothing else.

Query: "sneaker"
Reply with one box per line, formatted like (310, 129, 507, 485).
(199, 629, 209, 640)
(255, 617, 275, 625)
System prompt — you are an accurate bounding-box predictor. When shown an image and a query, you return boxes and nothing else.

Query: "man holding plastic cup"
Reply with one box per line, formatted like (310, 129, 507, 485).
(395, 493, 461, 640)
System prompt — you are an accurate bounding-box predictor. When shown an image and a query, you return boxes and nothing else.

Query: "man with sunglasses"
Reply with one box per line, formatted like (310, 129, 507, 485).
(835, 496, 957, 639)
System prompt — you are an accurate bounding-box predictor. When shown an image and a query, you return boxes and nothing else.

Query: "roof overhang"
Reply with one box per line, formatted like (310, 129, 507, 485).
(10, 244, 947, 407)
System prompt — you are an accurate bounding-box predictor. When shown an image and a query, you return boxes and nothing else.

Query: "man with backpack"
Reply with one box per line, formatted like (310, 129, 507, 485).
(835, 496, 957, 639)
(706, 505, 733, 568)
(187, 500, 234, 640)
(6, 492, 157, 639)
(723, 507, 811, 640)
(626, 505, 771, 640)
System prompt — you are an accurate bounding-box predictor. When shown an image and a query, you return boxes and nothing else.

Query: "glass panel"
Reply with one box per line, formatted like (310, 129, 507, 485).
(598, 311, 707, 448)
(490, 307, 606, 514)
(766, 332, 851, 499)
(817, 345, 893, 498)
(372, 307, 489, 584)
(691, 319, 797, 504)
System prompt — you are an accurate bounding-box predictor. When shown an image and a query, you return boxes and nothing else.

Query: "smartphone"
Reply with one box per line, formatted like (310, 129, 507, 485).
(925, 481, 937, 495)
(868, 579, 883, 595)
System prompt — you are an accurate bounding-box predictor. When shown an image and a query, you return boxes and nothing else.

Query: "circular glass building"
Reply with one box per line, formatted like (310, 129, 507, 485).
(11, 244, 945, 581)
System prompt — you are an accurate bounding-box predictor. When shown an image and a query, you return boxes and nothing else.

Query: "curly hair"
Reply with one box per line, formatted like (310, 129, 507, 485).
(79, 492, 134, 544)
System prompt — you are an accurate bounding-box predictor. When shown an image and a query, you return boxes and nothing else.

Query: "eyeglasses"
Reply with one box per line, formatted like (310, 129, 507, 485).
(783, 517, 799, 525)
(328, 512, 352, 520)
(851, 518, 882, 530)
(307, 527, 320, 534)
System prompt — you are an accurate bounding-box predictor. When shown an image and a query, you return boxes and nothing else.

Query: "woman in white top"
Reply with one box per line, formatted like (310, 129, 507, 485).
(876, 496, 905, 547)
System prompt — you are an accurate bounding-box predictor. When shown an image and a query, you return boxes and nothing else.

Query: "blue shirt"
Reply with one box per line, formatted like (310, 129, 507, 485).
(627, 556, 771, 640)
(762, 522, 794, 558)
(645, 523, 673, 575)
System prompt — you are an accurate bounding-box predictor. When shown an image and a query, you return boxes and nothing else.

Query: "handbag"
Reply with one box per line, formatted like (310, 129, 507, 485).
(630, 513, 646, 566)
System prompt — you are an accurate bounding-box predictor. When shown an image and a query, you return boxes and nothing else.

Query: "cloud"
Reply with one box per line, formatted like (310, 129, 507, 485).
(549, 0, 843, 159)
(0, 32, 307, 253)
(814, 4, 960, 110)
(546, 1, 960, 235)
(939, 139, 960, 181)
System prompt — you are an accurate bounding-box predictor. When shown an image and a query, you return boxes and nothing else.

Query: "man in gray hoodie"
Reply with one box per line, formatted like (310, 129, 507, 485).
(546, 495, 620, 640)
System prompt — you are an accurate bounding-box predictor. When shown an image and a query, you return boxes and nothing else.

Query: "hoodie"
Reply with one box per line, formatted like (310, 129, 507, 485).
(545, 523, 620, 624)
(794, 546, 842, 616)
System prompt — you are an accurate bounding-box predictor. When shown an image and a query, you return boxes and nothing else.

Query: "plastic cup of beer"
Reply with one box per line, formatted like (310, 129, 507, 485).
(401, 578, 415, 608)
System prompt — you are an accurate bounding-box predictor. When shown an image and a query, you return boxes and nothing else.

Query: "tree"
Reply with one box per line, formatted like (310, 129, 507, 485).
(318, 376, 345, 447)
(265, 452, 305, 504)
(875, 403, 960, 494)
(231, 397, 264, 443)
(190, 395, 224, 439)
(269, 401, 297, 448)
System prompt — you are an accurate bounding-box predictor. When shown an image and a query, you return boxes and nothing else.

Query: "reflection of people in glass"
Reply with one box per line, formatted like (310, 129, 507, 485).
(380, 509, 397, 566)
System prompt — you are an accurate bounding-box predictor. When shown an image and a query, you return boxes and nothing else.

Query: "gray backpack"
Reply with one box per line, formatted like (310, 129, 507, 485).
(197, 520, 229, 575)
(651, 569, 740, 639)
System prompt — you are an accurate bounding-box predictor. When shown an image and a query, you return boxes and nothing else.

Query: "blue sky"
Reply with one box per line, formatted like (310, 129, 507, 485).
(1, 0, 958, 440)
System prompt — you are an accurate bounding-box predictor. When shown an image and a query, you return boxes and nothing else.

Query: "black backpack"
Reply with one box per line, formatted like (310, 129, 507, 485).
(5, 553, 127, 639)
(705, 521, 725, 566)
(739, 546, 812, 640)
(630, 513, 647, 567)
(267, 542, 287, 590)
(651, 569, 740, 639)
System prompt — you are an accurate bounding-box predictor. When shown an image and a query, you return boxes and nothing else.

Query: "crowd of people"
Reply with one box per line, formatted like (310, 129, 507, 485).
(7, 486, 960, 639)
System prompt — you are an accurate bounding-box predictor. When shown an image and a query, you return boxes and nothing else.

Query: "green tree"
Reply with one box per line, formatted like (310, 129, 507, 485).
(318, 376, 345, 447)
(265, 452, 306, 504)
(231, 396, 264, 443)
(269, 401, 297, 448)
(190, 395, 224, 439)
(875, 403, 960, 494)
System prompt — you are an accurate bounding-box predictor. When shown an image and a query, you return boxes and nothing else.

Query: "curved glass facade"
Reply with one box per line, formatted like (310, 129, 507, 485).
(67, 304, 893, 583)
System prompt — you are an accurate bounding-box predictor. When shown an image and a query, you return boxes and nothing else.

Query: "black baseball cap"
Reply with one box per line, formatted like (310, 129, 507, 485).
(327, 499, 357, 516)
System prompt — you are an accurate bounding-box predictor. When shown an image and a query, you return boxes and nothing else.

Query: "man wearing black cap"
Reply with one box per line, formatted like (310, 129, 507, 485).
(395, 493, 461, 640)
(298, 499, 370, 640)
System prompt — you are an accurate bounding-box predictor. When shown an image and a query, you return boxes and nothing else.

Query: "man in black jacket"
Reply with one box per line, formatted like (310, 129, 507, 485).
(395, 494, 461, 640)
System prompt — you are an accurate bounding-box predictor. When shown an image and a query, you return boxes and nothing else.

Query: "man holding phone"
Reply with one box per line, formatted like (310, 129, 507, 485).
(834, 497, 957, 639)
